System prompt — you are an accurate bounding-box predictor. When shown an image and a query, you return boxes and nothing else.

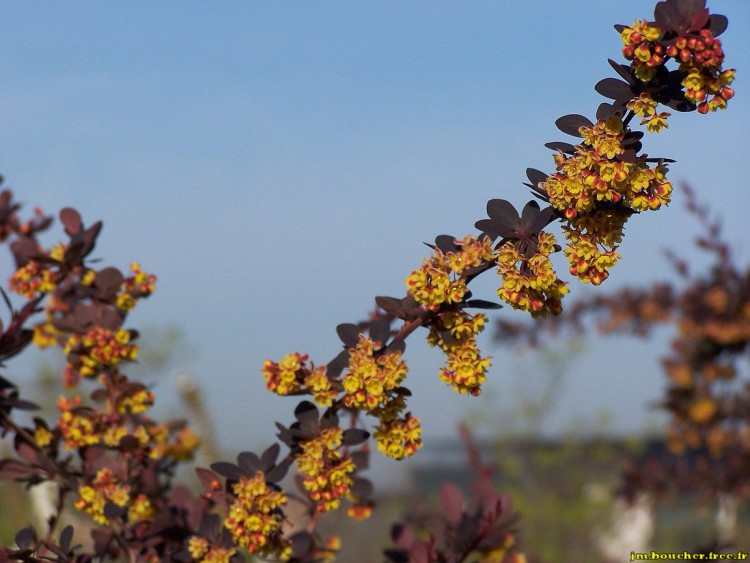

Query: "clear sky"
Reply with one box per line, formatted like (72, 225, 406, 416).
(1, 1, 748, 467)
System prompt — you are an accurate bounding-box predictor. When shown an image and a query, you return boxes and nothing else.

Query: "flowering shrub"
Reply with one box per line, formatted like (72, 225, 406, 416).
(496, 185, 750, 519)
(0, 0, 738, 560)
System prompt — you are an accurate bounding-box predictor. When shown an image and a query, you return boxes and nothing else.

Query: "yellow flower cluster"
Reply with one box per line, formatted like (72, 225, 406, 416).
(223, 471, 291, 557)
(406, 235, 495, 311)
(627, 93, 671, 133)
(149, 425, 200, 461)
(620, 19, 736, 115)
(262, 352, 337, 407)
(63, 327, 138, 383)
(296, 427, 356, 512)
(562, 209, 629, 286)
(667, 30, 734, 114)
(8, 260, 57, 298)
(428, 311, 492, 395)
(56, 395, 199, 460)
(187, 537, 237, 563)
(373, 413, 422, 460)
(543, 115, 673, 284)
(57, 396, 101, 449)
(128, 493, 156, 522)
(74, 468, 131, 525)
(346, 502, 374, 522)
(620, 19, 665, 82)
(116, 262, 157, 311)
(496, 233, 569, 317)
(31, 317, 61, 348)
(342, 334, 407, 411)
(115, 387, 154, 414)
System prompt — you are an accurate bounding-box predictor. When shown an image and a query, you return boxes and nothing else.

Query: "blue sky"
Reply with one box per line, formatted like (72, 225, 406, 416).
(1, 1, 748, 465)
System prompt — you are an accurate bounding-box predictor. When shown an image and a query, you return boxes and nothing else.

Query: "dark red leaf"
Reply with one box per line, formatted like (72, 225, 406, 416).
(210, 462, 242, 480)
(199, 513, 221, 538)
(608, 59, 633, 82)
(196, 468, 221, 492)
(265, 457, 291, 483)
(10, 236, 41, 267)
(596, 102, 619, 120)
(434, 234, 459, 253)
(376, 296, 404, 317)
(7, 398, 39, 411)
(342, 428, 369, 446)
(94, 267, 124, 300)
(15, 439, 41, 464)
(555, 114, 593, 137)
(474, 219, 502, 240)
(464, 299, 502, 310)
(237, 451, 260, 475)
(439, 482, 465, 524)
(294, 400, 318, 419)
(369, 318, 391, 347)
(0, 459, 34, 479)
(486, 199, 519, 224)
(59, 525, 74, 553)
(689, 7, 709, 31)
(15, 527, 35, 550)
(708, 14, 728, 36)
(351, 450, 369, 469)
(326, 350, 349, 379)
(351, 478, 373, 499)
(408, 541, 433, 563)
(289, 532, 313, 558)
(544, 141, 576, 154)
(259, 443, 280, 471)
(336, 323, 360, 347)
(526, 168, 548, 187)
(654, 0, 705, 33)
(60, 208, 82, 236)
(596, 78, 633, 106)
(388, 339, 406, 354)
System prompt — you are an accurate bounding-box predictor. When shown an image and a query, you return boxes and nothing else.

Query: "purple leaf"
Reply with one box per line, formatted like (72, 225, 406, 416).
(59, 525, 74, 553)
(434, 234, 459, 253)
(15, 527, 36, 550)
(259, 443, 280, 471)
(608, 59, 633, 82)
(289, 532, 313, 558)
(94, 267, 124, 300)
(351, 450, 369, 469)
(210, 462, 242, 480)
(237, 451, 260, 475)
(369, 318, 391, 347)
(59, 208, 82, 236)
(544, 141, 576, 154)
(196, 467, 221, 492)
(0, 459, 34, 480)
(336, 323, 360, 347)
(351, 478, 373, 499)
(464, 299, 502, 310)
(486, 199, 519, 224)
(526, 168, 548, 187)
(265, 457, 291, 483)
(326, 350, 349, 379)
(439, 482, 465, 524)
(555, 114, 593, 137)
(376, 296, 404, 317)
(708, 14, 728, 36)
(342, 428, 369, 446)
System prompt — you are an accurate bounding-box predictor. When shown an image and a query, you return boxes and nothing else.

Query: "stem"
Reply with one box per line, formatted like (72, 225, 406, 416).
(0, 413, 78, 491)
(622, 109, 636, 127)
